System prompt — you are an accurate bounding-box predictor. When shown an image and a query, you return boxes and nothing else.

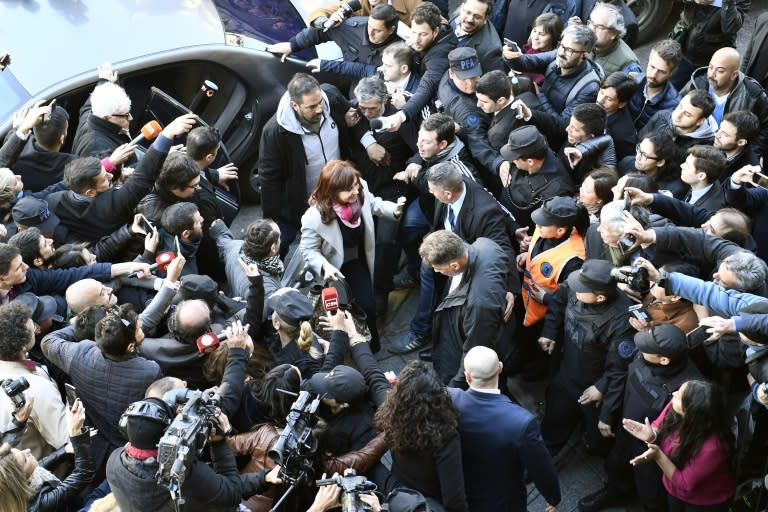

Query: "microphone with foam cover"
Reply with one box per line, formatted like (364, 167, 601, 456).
(127, 251, 175, 279)
(321, 287, 339, 314)
(129, 120, 162, 146)
(322, 0, 362, 31)
(196, 331, 228, 353)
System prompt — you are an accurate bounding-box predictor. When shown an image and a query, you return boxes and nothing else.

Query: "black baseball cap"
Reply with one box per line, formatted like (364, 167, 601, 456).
(566, 259, 617, 295)
(448, 47, 482, 79)
(12, 197, 59, 233)
(531, 196, 579, 227)
(305, 365, 367, 404)
(500, 125, 548, 161)
(635, 324, 688, 359)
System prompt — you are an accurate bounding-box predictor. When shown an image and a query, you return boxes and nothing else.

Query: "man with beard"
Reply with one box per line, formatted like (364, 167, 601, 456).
(450, 0, 504, 73)
(714, 110, 761, 182)
(628, 39, 683, 130)
(639, 89, 717, 167)
(509, 24, 601, 145)
(681, 47, 768, 160)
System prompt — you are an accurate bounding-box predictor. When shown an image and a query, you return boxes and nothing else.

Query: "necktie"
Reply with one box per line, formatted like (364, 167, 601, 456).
(448, 207, 457, 233)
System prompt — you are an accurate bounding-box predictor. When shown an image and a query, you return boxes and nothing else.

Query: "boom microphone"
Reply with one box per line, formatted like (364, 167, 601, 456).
(129, 120, 162, 146)
(127, 251, 175, 278)
(321, 287, 339, 314)
(196, 331, 228, 353)
(369, 117, 393, 132)
(188, 80, 219, 114)
(322, 0, 362, 31)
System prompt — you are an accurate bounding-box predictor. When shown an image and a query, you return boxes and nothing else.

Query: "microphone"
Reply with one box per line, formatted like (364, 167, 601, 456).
(322, 0, 362, 31)
(127, 251, 175, 278)
(188, 80, 219, 114)
(129, 120, 162, 146)
(369, 117, 393, 132)
(196, 331, 228, 353)
(321, 287, 339, 314)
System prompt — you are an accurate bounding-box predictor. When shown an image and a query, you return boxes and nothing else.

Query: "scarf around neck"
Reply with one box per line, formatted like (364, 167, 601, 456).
(333, 199, 362, 228)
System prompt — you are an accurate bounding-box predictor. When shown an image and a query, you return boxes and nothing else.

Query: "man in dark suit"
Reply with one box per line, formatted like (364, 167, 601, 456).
(448, 345, 561, 512)
(389, 160, 518, 354)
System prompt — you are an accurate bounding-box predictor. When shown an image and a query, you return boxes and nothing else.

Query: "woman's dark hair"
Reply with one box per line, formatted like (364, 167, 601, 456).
(374, 360, 458, 453)
(587, 167, 619, 207)
(657, 380, 735, 470)
(51, 242, 90, 269)
(73, 305, 108, 341)
(95, 303, 139, 356)
(641, 133, 678, 183)
(309, 160, 363, 225)
(622, 172, 659, 194)
(530, 12, 562, 49)
(249, 364, 301, 427)
(242, 219, 280, 261)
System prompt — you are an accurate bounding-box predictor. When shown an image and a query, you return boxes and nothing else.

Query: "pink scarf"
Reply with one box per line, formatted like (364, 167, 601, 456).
(333, 199, 362, 228)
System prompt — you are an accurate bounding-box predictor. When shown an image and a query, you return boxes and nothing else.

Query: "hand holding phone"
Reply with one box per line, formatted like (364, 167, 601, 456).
(504, 38, 521, 52)
(64, 383, 78, 408)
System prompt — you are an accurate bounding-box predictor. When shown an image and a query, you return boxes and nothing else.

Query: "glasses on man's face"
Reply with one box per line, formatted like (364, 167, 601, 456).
(186, 183, 202, 191)
(558, 43, 587, 57)
(635, 144, 659, 161)
(587, 19, 612, 31)
(111, 113, 131, 120)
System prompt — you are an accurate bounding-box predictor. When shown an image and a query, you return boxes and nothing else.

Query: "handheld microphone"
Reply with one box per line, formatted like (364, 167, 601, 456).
(129, 120, 162, 146)
(322, 0, 362, 31)
(369, 116, 393, 132)
(188, 80, 219, 114)
(196, 331, 228, 353)
(127, 251, 176, 278)
(321, 287, 339, 314)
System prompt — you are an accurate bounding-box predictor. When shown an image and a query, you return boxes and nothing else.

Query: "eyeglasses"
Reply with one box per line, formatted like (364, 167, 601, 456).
(186, 182, 202, 191)
(558, 43, 587, 56)
(635, 144, 659, 161)
(587, 19, 613, 31)
(111, 113, 131, 119)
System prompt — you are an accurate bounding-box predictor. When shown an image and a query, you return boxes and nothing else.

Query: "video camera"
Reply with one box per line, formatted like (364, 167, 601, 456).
(156, 385, 228, 507)
(2, 377, 29, 410)
(316, 469, 377, 512)
(610, 263, 651, 296)
(267, 390, 322, 511)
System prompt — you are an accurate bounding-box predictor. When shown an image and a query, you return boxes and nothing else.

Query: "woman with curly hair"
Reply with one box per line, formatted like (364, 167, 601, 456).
(374, 360, 468, 512)
(623, 380, 736, 512)
(299, 160, 404, 352)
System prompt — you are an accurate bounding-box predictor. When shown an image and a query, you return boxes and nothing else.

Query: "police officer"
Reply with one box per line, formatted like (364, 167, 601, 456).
(578, 324, 703, 512)
(538, 259, 636, 456)
(437, 47, 501, 191)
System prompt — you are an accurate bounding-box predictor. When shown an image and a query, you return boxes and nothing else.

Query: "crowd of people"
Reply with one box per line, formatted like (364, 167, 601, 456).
(2, 0, 768, 510)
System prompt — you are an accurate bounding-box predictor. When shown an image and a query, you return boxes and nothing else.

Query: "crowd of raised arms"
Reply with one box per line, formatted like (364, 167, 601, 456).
(2, 0, 768, 511)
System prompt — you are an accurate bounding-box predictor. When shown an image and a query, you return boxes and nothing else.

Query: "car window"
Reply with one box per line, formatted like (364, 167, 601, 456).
(213, 1, 316, 59)
(0, 70, 31, 123)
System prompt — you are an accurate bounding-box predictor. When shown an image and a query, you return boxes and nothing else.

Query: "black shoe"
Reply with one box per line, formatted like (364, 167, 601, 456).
(393, 271, 419, 290)
(418, 348, 432, 361)
(578, 486, 622, 512)
(388, 331, 430, 354)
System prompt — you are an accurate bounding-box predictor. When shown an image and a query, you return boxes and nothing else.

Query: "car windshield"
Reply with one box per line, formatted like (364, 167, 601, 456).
(0, 70, 31, 123)
(213, 1, 316, 59)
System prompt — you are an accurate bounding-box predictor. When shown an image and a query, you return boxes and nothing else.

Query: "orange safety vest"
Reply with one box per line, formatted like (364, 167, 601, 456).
(522, 228, 585, 326)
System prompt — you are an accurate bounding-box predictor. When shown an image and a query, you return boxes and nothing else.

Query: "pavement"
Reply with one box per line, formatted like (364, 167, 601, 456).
(227, 4, 768, 509)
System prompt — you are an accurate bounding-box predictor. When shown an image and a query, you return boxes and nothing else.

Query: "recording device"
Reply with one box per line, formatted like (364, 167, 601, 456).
(64, 383, 78, 408)
(196, 329, 228, 353)
(316, 469, 377, 512)
(503, 38, 521, 52)
(129, 120, 162, 146)
(127, 251, 176, 278)
(610, 263, 651, 296)
(188, 80, 219, 115)
(322, 0, 362, 31)
(139, 213, 154, 233)
(156, 386, 228, 507)
(1, 377, 29, 410)
(628, 304, 650, 323)
(369, 117, 393, 132)
(322, 287, 339, 314)
(43, 99, 56, 123)
(268, 391, 322, 511)
(616, 191, 639, 255)
(292, 265, 317, 289)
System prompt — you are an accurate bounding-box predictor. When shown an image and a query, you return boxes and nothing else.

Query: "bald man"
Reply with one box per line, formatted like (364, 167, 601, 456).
(447, 346, 561, 512)
(66, 278, 117, 314)
(680, 47, 768, 159)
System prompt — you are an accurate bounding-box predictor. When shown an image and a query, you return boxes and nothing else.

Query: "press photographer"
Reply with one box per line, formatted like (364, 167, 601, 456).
(106, 321, 282, 512)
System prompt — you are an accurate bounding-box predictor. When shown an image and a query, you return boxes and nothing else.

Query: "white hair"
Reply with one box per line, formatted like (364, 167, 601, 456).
(90, 82, 131, 118)
(599, 200, 626, 234)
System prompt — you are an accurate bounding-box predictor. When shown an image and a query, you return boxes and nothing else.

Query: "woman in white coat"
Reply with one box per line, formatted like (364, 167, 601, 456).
(300, 160, 404, 352)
